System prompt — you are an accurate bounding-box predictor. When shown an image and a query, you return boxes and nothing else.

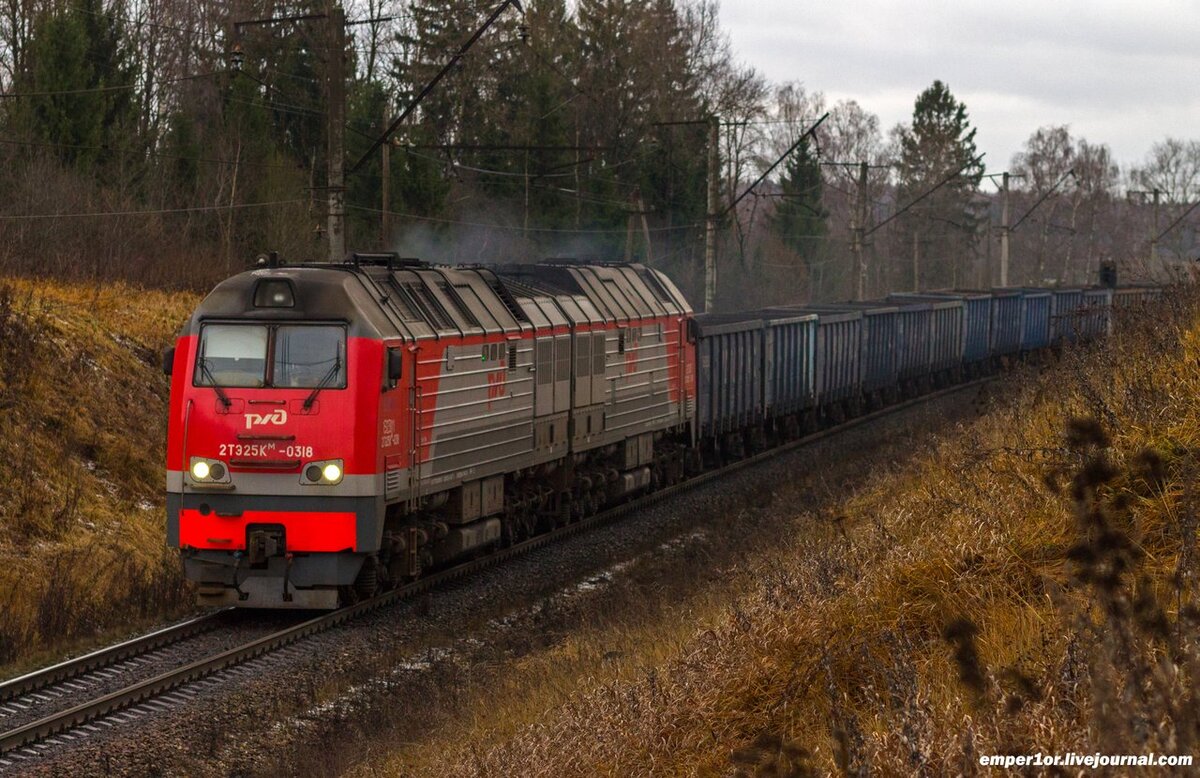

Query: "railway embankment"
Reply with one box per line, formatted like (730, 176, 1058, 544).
(364, 288, 1200, 776)
(0, 278, 198, 673)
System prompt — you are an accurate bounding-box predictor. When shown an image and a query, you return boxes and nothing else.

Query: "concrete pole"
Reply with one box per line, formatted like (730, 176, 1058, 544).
(853, 160, 868, 300)
(705, 115, 719, 312)
(638, 189, 654, 265)
(912, 230, 920, 291)
(326, 4, 346, 263)
(381, 139, 390, 247)
(999, 171, 1010, 286)
(1150, 188, 1161, 268)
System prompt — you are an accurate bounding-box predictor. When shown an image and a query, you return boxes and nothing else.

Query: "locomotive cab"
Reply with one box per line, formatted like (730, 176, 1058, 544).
(165, 266, 392, 608)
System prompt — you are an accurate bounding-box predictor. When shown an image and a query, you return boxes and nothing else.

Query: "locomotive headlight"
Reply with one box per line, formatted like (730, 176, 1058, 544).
(300, 459, 344, 485)
(189, 457, 231, 484)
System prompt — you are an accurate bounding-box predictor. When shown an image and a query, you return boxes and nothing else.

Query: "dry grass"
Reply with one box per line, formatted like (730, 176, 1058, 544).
(0, 277, 199, 671)
(360, 289, 1200, 776)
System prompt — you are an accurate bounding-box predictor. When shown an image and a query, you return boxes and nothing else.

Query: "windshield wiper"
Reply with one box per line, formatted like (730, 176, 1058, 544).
(198, 357, 233, 409)
(303, 354, 342, 411)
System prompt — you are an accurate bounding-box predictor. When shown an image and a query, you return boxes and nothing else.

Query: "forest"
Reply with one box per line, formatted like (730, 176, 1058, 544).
(0, 0, 1194, 308)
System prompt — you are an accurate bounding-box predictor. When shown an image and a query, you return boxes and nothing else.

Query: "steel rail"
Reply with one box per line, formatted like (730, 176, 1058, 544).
(0, 376, 994, 758)
(0, 610, 230, 704)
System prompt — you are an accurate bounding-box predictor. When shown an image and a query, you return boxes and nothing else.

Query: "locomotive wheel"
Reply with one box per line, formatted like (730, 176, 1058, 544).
(353, 557, 381, 600)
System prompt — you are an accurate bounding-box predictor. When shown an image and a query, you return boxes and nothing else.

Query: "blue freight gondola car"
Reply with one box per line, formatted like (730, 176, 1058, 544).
(761, 311, 819, 418)
(793, 303, 898, 396)
(1112, 286, 1162, 311)
(684, 277, 1151, 468)
(693, 313, 764, 438)
(805, 307, 863, 409)
(891, 292, 985, 369)
(1050, 288, 1084, 343)
(1080, 287, 1113, 339)
(891, 299, 933, 387)
(923, 297, 964, 377)
(1013, 288, 1053, 351)
(981, 288, 1024, 357)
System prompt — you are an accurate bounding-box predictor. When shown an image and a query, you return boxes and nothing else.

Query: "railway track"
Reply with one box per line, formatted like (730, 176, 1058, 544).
(0, 376, 994, 767)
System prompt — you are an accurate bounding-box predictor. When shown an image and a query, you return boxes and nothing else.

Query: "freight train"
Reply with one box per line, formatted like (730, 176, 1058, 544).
(163, 254, 1159, 608)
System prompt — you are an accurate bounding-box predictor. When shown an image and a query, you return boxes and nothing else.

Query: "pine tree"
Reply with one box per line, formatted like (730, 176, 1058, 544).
(476, 0, 578, 233)
(894, 80, 983, 289)
(388, 0, 510, 230)
(575, 0, 705, 263)
(14, 0, 138, 173)
(771, 136, 827, 268)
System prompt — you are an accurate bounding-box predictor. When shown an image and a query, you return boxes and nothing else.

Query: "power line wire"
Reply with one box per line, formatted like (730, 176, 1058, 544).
(0, 137, 302, 170)
(864, 154, 985, 238)
(1156, 199, 1200, 241)
(0, 70, 218, 99)
(347, 203, 703, 235)
(351, 0, 524, 173)
(0, 199, 306, 221)
(1011, 168, 1075, 232)
(722, 113, 829, 219)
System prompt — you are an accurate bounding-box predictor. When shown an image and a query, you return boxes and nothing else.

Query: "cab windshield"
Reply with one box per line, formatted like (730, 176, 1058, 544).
(195, 324, 346, 389)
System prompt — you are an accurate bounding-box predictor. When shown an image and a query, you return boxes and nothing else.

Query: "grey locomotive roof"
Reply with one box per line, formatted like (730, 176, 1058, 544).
(494, 262, 690, 322)
(185, 257, 689, 342)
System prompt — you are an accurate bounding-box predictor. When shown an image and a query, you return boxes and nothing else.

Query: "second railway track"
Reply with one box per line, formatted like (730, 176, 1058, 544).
(0, 376, 995, 768)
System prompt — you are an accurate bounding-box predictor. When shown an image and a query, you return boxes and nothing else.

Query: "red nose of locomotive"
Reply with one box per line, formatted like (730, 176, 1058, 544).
(165, 267, 387, 608)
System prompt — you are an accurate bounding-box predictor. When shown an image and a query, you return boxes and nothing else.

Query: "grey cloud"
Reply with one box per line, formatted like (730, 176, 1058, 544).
(719, 0, 1200, 168)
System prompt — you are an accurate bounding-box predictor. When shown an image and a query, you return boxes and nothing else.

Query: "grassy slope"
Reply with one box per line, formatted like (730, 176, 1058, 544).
(368, 292, 1200, 776)
(0, 278, 198, 670)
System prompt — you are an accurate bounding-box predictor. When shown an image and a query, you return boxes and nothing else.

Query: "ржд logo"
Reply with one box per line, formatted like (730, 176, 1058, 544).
(245, 410, 288, 429)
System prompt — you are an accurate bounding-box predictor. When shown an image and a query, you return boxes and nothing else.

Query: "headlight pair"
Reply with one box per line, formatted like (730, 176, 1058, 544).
(188, 456, 342, 485)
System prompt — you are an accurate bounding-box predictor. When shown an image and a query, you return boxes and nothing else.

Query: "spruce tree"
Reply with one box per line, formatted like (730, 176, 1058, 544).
(894, 80, 983, 289)
(771, 136, 827, 269)
(16, 0, 138, 173)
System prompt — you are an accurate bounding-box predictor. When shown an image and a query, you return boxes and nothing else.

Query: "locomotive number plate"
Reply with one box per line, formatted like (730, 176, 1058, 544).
(219, 442, 277, 458)
(218, 442, 315, 459)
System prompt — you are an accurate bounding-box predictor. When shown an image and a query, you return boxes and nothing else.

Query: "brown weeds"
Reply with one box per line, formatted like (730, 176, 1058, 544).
(0, 277, 197, 671)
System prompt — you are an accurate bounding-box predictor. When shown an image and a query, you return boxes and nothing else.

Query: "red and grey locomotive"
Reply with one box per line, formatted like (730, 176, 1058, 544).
(164, 255, 696, 608)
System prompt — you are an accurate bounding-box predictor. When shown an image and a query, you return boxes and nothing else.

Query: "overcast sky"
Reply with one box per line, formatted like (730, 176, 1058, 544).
(718, 0, 1199, 176)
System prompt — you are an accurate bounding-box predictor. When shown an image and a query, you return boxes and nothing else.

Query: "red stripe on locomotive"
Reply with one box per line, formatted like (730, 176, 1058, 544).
(179, 509, 356, 552)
